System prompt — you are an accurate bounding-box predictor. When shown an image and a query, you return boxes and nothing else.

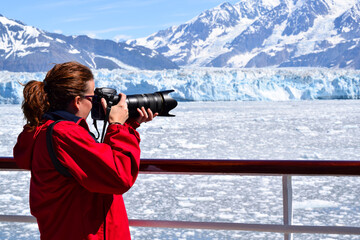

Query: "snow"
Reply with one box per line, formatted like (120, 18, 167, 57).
(251, 4, 349, 60)
(0, 16, 16, 26)
(55, 38, 65, 44)
(326, 0, 358, 16)
(124, 46, 135, 51)
(263, 0, 281, 9)
(190, 17, 255, 66)
(23, 26, 41, 39)
(93, 55, 140, 71)
(16, 51, 32, 58)
(68, 48, 80, 54)
(0, 16, 45, 58)
(227, 49, 259, 67)
(0, 25, 49, 59)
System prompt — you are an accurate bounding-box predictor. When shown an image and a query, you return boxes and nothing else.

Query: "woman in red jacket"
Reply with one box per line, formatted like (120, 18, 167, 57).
(13, 61, 156, 239)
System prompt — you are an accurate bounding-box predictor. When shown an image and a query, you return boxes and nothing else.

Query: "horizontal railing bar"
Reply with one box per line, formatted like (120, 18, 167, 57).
(129, 220, 360, 235)
(139, 159, 360, 175)
(1, 157, 360, 175)
(0, 157, 17, 169)
(0, 215, 359, 235)
(0, 215, 36, 223)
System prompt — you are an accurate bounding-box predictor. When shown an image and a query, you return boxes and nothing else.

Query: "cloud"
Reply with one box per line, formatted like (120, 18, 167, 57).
(63, 16, 91, 23)
(33, 0, 102, 9)
(113, 34, 132, 42)
(82, 25, 146, 37)
(86, 33, 97, 39)
(96, 0, 166, 12)
(53, 29, 63, 34)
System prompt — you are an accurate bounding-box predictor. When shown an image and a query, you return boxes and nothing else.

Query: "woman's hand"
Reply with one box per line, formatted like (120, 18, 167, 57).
(102, 93, 129, 124)
(136, 107, 158, 124)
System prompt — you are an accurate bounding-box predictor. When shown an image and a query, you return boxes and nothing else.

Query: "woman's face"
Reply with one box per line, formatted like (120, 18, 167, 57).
(76, 79, 95, 119)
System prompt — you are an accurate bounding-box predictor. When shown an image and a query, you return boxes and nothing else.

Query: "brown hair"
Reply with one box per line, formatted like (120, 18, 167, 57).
(22, 61, 94, 128)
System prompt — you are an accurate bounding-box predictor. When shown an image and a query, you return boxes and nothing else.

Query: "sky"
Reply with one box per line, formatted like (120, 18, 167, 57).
(2, 0, 239, 42)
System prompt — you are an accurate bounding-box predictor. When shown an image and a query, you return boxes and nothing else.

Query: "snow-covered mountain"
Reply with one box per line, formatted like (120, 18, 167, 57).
(128, 0, 360, 69)
(0, 15, 178, 72)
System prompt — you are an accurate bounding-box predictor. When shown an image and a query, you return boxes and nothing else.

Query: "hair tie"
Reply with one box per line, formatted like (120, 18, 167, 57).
(43, 81, 50, 93)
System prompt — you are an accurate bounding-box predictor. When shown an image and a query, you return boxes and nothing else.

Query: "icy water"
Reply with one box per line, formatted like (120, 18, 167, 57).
(0, 100, 360, 239)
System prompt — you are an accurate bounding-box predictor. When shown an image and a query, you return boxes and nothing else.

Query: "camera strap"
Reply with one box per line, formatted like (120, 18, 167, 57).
(98, 106, 111, 143)
(46, 120, 72, 178)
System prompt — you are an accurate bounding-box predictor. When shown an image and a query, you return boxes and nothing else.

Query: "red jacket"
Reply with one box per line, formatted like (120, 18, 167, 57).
(13, 111, 141, 240)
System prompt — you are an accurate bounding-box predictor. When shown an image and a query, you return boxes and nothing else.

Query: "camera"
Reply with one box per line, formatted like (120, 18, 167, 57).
(91, 87, 178, 120)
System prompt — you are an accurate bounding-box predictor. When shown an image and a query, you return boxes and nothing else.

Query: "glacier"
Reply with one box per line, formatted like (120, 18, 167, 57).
(0, 67, 359, 104)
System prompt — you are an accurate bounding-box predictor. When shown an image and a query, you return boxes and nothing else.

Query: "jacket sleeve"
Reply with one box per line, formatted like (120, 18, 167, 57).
(13, 125, 37, 170)
(52, 121, 141, 194)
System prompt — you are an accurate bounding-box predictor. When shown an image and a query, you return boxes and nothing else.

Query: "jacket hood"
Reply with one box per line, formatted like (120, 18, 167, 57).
(13, 124, 47, 170)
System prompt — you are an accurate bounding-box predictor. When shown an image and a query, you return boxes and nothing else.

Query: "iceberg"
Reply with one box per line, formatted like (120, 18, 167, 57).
(0, 67, 359, 104)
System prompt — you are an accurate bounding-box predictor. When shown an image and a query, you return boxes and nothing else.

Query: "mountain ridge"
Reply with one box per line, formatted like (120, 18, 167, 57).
(128, 0, 360, 69)
(0, 15, 179, 72)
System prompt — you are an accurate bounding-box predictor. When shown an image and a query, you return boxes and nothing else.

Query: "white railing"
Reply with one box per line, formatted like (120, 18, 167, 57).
(1, 157, 360, 239)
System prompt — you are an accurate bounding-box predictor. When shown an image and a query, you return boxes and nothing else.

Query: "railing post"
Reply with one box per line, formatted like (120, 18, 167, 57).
(283, 175, 293, 240)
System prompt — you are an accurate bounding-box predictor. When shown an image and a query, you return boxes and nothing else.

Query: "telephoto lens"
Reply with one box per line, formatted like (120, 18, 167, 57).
(126, 90, 177, 118)
(91, 88, 177, 120)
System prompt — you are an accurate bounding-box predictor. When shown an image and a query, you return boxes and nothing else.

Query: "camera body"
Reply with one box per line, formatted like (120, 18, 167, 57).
(91, 88, 120, 120)
(91, 87, 177, 120)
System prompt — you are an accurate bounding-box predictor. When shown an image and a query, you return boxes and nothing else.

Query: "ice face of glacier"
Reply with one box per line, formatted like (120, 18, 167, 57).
(0, 68, 359, 103)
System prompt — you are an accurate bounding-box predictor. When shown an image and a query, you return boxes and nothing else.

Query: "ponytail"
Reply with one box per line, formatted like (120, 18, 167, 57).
(22, 80, 50, 128)
(21, 61, 93, 128)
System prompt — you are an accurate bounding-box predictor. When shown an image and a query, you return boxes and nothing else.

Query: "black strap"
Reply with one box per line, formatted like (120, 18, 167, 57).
(100, 106, 112, 143)
(46, 120, 72, 178)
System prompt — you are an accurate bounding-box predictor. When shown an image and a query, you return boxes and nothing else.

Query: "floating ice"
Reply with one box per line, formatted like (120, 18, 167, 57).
(293, 200, 340, 209)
